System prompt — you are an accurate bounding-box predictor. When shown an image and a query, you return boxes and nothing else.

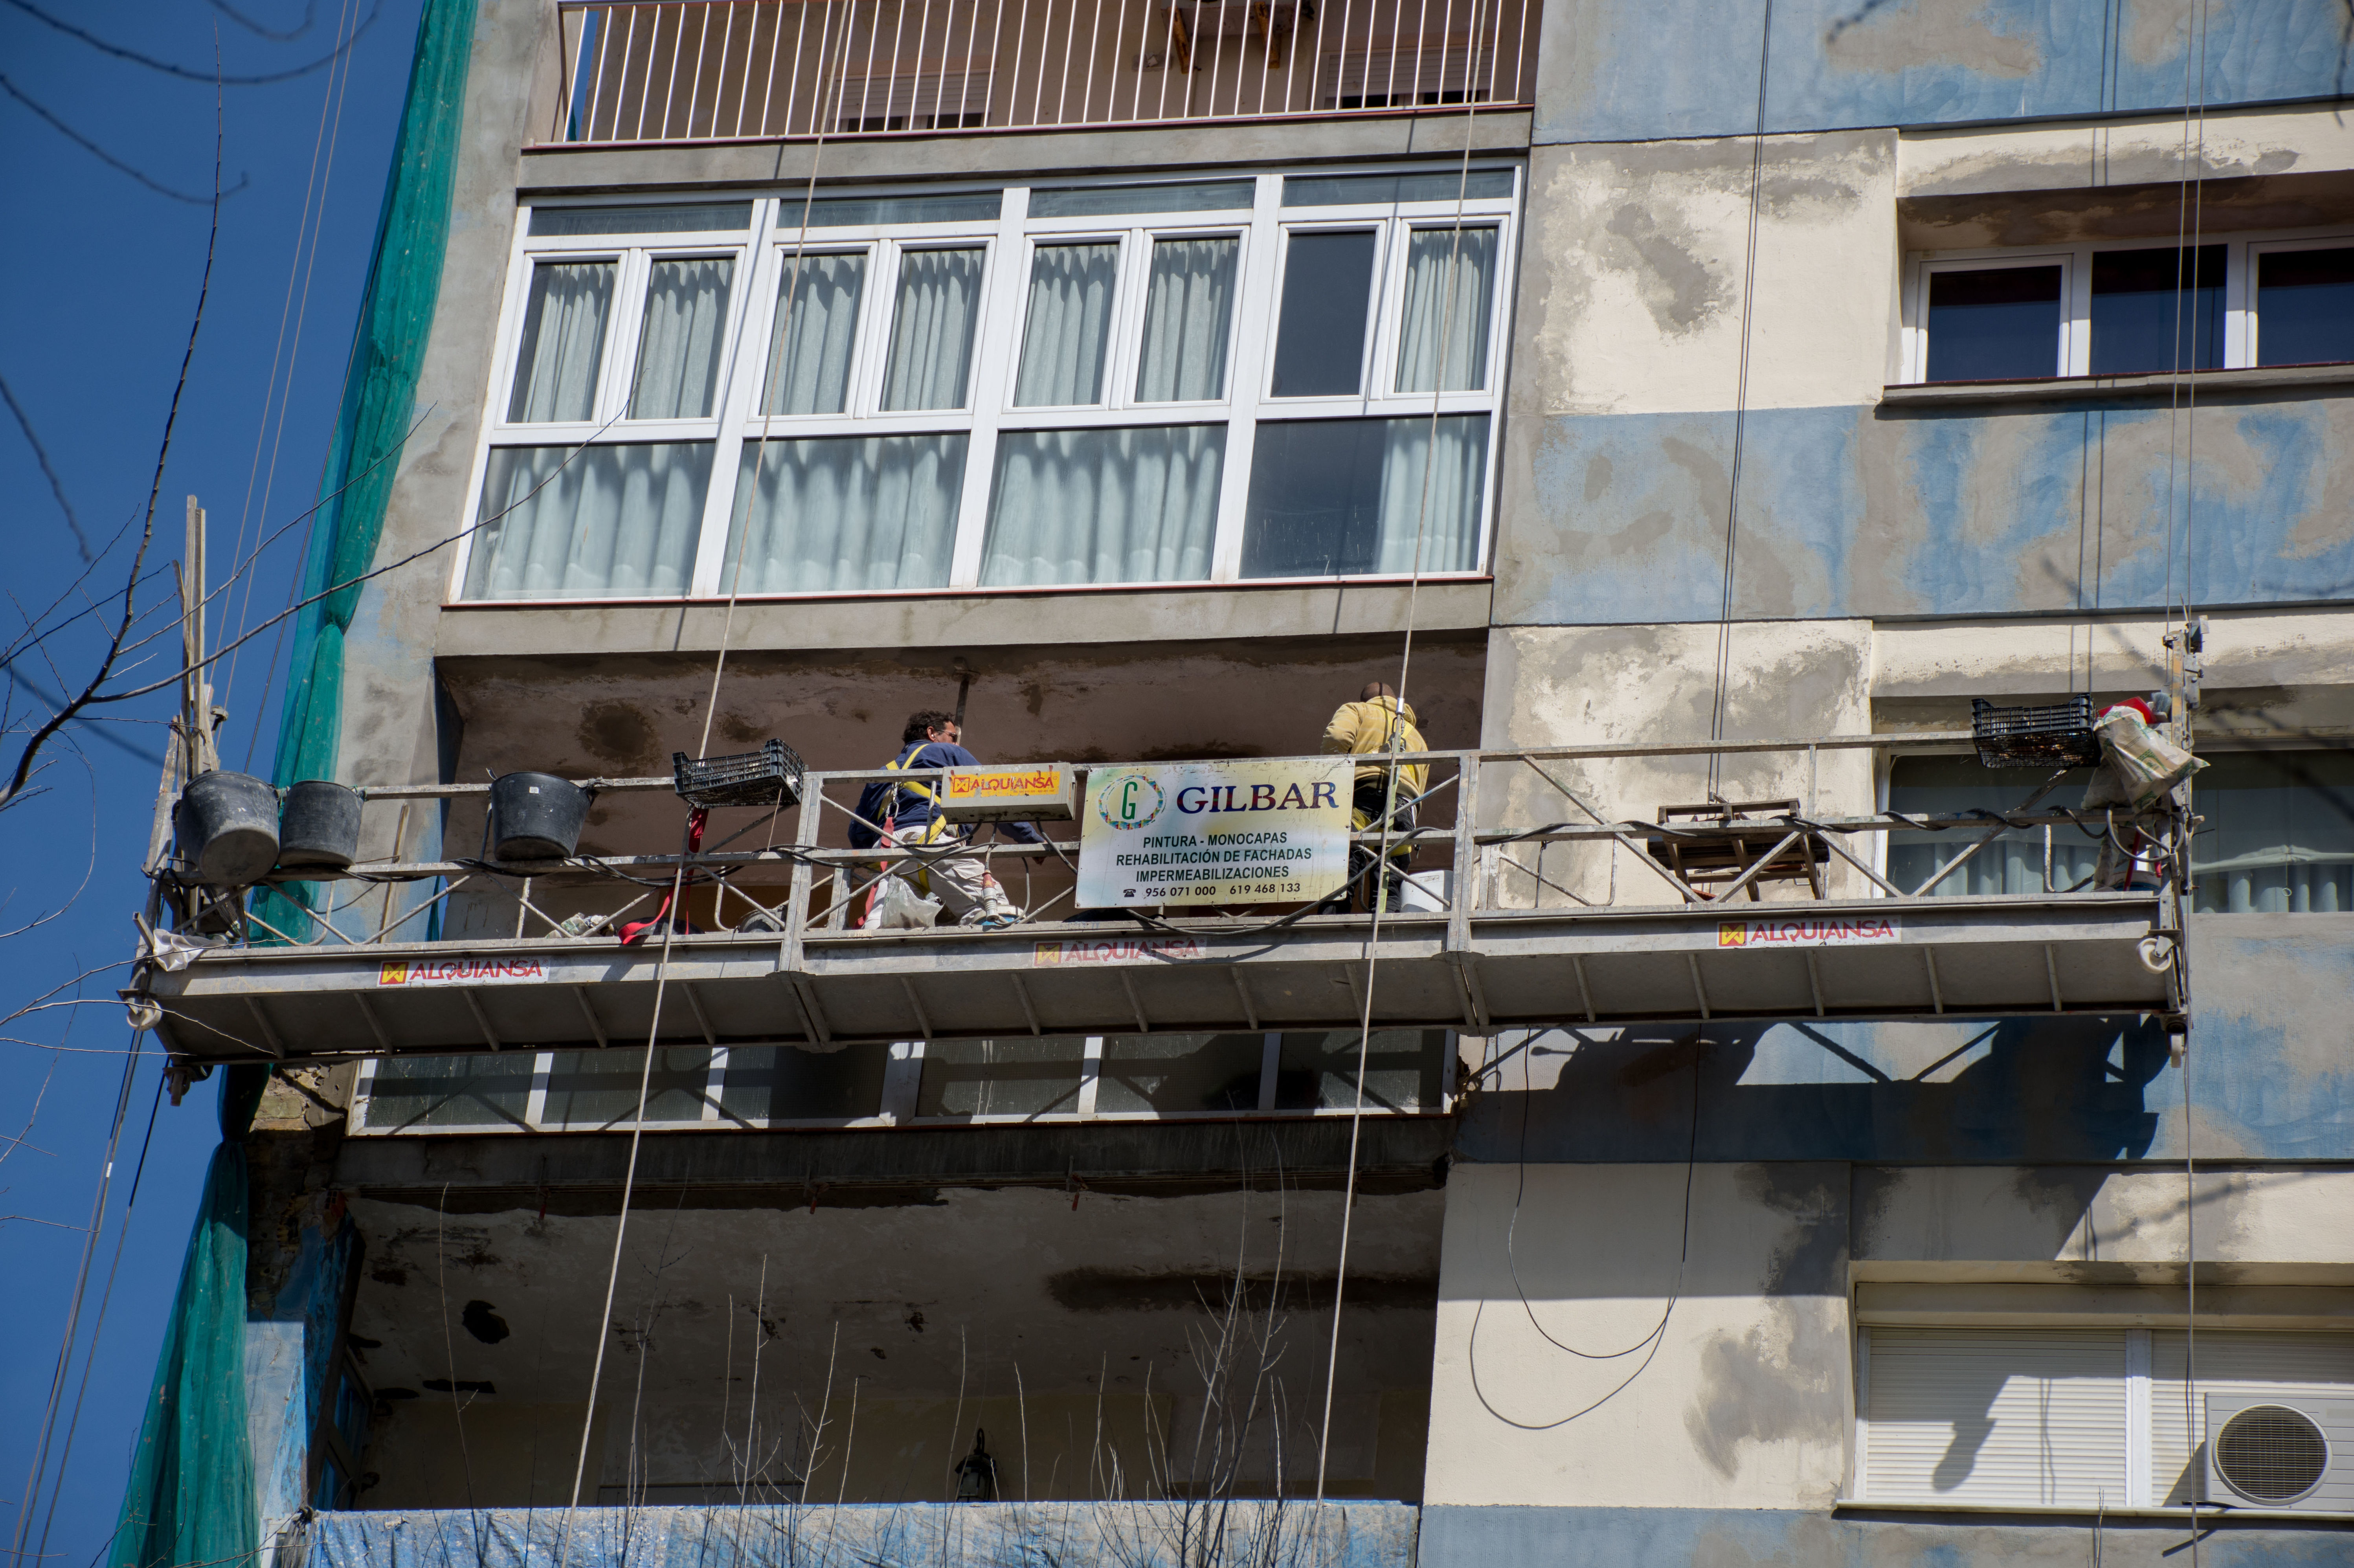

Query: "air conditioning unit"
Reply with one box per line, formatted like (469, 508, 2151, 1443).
(2204, 1394, 2354, 1511)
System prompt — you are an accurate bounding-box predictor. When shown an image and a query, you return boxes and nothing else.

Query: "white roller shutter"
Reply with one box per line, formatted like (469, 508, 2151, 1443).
(1862, 1328, 2129, 1507)
(2148, 1330, 2354, 1505)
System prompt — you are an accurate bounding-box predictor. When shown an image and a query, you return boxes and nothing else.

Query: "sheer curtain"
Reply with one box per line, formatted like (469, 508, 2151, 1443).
(880, 247, 984, 411)
(1394, 226, 1498, 393)
(508, 261, 615, 422)
(722, 434, 966, 591)
(1014, 242, 1118, 406)
(1374, 413, 1488, 571)
(463, 443, 712, 598)
(1135, 237, 1237, 402)
(628, 258, 733, 418)
(762, 252, 867, 415)
(981, 425, 1223, 586)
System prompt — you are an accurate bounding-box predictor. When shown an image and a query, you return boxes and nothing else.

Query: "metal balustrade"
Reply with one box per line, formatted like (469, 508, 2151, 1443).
(133, 732, 2189, 1075)
(550, 0, 1538, 144)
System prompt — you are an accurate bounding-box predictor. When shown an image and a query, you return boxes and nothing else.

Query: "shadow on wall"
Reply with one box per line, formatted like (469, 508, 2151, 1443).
(1455, 1015, 2171, 1165)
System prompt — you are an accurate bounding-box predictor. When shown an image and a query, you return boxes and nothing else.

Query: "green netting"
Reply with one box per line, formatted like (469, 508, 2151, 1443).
(261, 0, 476, 937)
(110, 1140, 254, 1568)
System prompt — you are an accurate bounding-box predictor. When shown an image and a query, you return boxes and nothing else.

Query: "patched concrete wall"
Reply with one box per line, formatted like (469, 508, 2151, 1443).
(1531, 0, 2354, 145)
(1424, 1161, 1852, 1509)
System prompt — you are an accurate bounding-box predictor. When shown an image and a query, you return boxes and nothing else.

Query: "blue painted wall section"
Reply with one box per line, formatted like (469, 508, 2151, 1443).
(247, 1214, 356, 1528)
(1537, 0, 2354, 145)
(1420, 1504, 2354, 1567)
(1454, 915, 2354, 1163)
(1497, 395, 2354, 626)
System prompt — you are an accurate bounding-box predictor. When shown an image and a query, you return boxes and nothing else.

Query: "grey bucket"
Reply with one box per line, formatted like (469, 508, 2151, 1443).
(279, 780, 364, 870)
(174, 771, 281, 886)
(489, 772, 589, 859)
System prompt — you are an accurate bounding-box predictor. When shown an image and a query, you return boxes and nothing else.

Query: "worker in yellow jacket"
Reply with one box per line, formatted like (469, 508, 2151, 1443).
(1319, 682, 1427, 913)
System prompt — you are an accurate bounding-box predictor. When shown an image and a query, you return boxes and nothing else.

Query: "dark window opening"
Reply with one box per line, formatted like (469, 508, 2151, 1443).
(1925, 265, 2062, 382)
(2088, 244, 2223, 375)
(2258, 246, 2354, 367)
(1270, 230, 1377, 397)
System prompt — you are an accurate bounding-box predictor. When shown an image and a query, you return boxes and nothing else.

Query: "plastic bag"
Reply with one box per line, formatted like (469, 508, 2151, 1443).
(2081, 706, 2206, 811)
(863, 872, 944, 930)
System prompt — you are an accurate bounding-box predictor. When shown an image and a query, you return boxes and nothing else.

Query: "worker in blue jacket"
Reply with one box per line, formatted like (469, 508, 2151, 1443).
(850, 710, 1042, 929)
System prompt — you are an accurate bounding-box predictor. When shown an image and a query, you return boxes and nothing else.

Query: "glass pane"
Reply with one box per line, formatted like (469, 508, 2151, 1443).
(1014, 242, 1120, 406)
(1272, 1030, 1447, 1111)
(1136, 237, 1238, 402)
(543, 1046, 714, 1127)
(1241, 415, 1487, 578)
(916, 1037, 1087, 1118)
(509, 261, 616, 422)
(1886, 757, 2098, 897)
(629, 257, 734, 419)
(718, 1044, 889, 1122)
(1283, 171, 1515, 207)
(1096, 1034, 1266, 1114)
(1395, 227, 1498, 393)
(464, 442, 712, 599)
(1924, 266, 2061, 382)
(981, 425, 1224, 586)
(1030, 181, 1254, 217)
(762, 252, 868, 416)
(2088, 244, 2223, 375)
(2258, 246, 2354, 367)
(722, 433, 966, 592)
(2188, 751, 2354, 914)
(360, 1054, 531, 1131)
(790, 192, 1003, 228)
(530, 202, 751, 236)
(1271, 231, 1376, 397)
(881, 247, 986, 411)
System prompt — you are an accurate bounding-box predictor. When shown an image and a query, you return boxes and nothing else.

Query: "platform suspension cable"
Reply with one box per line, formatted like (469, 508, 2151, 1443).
(1314, 0, 1489, 1501)
(556, 8, 861, 1559)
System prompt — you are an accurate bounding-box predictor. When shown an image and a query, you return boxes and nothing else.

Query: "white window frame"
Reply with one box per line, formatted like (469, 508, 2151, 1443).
(449, 163, 1519, 605)
(1902, 228, 2354, 385)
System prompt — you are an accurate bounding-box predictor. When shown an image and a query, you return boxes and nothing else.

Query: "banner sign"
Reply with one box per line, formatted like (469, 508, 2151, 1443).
(1033, 935, 1208, 967)
(942, 764, 1074, 821)
(1716, 915, 1899, 949)
(1078, 758, 1353, 907)
(379, 957, 550, 986)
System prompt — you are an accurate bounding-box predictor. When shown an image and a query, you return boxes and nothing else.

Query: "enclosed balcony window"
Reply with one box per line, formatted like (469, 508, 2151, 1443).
(2255, 244, 2354, 366)
(459, 170, 1514, 602)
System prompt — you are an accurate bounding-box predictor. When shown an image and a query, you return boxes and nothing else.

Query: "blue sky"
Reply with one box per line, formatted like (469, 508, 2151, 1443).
(0, 1, 423, 1558)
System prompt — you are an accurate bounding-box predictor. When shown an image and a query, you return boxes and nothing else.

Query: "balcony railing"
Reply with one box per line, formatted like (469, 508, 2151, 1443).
(550, 0, 1537, 145)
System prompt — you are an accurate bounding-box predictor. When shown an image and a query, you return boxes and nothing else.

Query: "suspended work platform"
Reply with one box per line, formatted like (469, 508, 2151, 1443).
(135, 732, 2189, 1067)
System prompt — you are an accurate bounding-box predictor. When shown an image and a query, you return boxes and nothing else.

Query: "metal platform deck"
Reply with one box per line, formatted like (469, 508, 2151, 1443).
(147, 893, 2176, 1065)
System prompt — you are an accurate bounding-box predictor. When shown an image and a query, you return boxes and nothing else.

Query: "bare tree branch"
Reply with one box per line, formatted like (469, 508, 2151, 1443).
(0, 73, 250, 206)
(0, 368, 92, 561)
(1, 0, 382, 84)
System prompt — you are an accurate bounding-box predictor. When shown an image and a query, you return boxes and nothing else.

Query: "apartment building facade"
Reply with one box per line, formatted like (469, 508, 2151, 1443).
(122, 2, 2354, 1565)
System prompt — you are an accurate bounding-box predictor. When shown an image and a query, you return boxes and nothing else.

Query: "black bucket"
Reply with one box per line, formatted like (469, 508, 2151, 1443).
(278, 780, 364, 870)
(174, 771, 281, 886)
(489, 772, 589, 860)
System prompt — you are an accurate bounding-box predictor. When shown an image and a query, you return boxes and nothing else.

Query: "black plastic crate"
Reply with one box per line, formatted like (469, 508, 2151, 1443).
(672, 738, 805, 809)
(1970, 695, 2100, 769)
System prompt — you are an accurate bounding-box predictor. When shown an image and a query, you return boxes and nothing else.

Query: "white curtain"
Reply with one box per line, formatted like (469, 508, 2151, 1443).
(1135, 237, 1238, 402)
(1014, 242, 1118, 406)
(722, 434, 966, 591)
(463, 443, 711, 599)
(508, 261, 615, 422)
(628, 257, 733, 418)
(880, 247, 985, 411)
(762, 252, 867, 415)
(981, 426, 1223, 586)
(1394, 226, 1498, 393)
(1375, 413, 1488, 572)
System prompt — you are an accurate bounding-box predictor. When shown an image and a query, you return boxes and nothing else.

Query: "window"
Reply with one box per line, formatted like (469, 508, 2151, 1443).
(351, 1032, 1452, 1132)
(1886, 758, 2100, 897)
(2189, 751, 2354, 913)
(455, 169, 1515, 602)
(1904, 233, 2354, 383)
(1855, 1326, 2354, 1509)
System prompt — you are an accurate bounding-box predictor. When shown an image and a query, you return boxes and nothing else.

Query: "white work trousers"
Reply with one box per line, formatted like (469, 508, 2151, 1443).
(878, 824, 1017, 925)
